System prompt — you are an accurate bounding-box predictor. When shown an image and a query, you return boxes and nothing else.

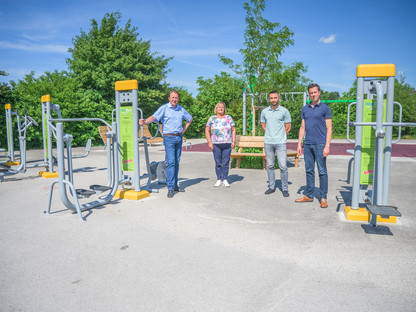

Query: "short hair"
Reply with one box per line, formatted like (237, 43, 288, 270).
(168, 90, 180, 98)
(214, 102, 226, 114)
(269, 90, 280, 96)
(307, 83, 321, 92)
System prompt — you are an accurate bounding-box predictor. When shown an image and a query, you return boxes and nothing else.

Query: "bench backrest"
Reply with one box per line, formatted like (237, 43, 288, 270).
(98, 126, 112, 145)
(235, 135, 264, 148)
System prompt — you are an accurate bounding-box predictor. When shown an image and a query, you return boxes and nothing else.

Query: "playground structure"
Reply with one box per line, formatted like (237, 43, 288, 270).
(242, 90, 308, 136)
(46, 79, 165, 220)
(345, 64, 416, 227)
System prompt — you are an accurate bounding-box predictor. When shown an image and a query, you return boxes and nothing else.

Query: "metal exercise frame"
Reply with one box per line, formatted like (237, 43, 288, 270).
(0, 108, 38, 181)
(45, 118, 118, 221)
(115, 80, 160, 193)
(242, 91, 308, 135)
(347, 64, 416, 227)
(2, 104, 17, 163)
(45, 79, 163, 220)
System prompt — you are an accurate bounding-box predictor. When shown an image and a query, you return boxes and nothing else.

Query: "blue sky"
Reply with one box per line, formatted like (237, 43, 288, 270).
(1, 0, 415, 97)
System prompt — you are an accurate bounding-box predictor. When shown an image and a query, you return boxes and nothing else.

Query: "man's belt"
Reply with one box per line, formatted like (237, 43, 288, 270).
(163, 133, 182, 136)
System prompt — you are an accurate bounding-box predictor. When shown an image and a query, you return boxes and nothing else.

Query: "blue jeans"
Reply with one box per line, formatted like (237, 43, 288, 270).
(303, 144, 328, 199)
(213, 143, 232, 180)
(163, 135, 183, 190)
(264, 143, 288, 191)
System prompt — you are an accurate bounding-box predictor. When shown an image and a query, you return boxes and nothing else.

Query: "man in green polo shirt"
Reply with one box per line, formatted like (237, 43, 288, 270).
(261, 90, 292, 196)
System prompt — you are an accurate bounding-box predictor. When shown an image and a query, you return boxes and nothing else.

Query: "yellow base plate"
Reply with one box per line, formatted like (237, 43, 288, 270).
(6, 161, 20, 166)
(344, 206, 396, 223)
(39, 171, 59, 178)
(114, 189, 149, 200)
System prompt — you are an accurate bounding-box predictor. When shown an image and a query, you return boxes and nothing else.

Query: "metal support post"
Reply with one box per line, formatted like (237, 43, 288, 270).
(350, 77, 364, 210)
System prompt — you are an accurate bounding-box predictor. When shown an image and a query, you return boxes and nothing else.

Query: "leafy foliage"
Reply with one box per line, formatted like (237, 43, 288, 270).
(67, 11, 172, 120)
(219, 0, 309, 94)
(186, 73, 245, 138)
(4, 11, 173, 149)
(9, 71, 81, 148)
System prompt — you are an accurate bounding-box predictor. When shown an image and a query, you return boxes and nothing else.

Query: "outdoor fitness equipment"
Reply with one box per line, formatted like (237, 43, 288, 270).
(45, 112, 117, 221)
(39, 96, 91, 179)
(0, 105, 39, 182)
(242, 90, 308, 135)
(45, 79, 162, 220)
(345, 64, 416, 227)
(1, 104, 21, 165)
(114, 79, 162, 199)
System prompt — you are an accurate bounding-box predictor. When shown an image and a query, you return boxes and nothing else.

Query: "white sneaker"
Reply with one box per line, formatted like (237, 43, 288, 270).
(214, 180, 222, 187)
(222, 180, 230, 187)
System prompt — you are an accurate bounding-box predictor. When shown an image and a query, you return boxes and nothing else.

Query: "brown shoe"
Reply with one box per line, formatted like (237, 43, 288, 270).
(295, 195, 313, 203)
(320, 199, 328, 208)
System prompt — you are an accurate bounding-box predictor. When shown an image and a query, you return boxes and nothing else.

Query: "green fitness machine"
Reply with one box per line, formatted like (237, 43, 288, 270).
(46, 79, 161, 220)
(114, 79, 162, 200)
(345, 64, 416, 227)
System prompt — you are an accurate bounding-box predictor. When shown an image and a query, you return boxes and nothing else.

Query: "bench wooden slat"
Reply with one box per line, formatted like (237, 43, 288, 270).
(98, 126, 112, 150)
(230, 135, 299, 169)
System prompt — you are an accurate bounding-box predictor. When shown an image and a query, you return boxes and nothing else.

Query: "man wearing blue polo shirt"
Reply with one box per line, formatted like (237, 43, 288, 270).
(261, 90, 292, 197)
(139, 90, 193, 198)
(295, 83, 332, 208)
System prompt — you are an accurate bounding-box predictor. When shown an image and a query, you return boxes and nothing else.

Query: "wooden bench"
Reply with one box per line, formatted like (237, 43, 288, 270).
(98, 126, 112, 150)
(99, 124, 165, 149)
(230, 135, 298, 169)
(139, 124, 164, 146)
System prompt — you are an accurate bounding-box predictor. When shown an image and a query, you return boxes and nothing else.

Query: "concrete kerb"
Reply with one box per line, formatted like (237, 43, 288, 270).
(1, 140, 416, 311)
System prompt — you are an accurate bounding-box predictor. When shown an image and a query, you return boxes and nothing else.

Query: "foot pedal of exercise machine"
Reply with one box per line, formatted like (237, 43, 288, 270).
(89, 184, 112, 193)
(76, 189, 96, 199)
(0, 163, 11, 172)
(366, 204, 401, 218)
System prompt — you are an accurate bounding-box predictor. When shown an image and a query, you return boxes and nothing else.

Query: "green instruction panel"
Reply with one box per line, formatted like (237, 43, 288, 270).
(120, 105, 134, 171)
(43, 106, 50, 160)
(360, 99, 386, 185)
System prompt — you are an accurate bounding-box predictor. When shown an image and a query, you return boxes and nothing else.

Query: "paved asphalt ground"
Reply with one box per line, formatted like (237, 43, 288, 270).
(1, 139, 416, 312)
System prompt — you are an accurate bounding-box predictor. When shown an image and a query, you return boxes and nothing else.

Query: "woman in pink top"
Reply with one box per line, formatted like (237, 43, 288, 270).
(205, 102, 236, 187)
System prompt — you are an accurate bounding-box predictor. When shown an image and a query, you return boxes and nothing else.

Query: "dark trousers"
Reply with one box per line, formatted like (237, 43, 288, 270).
(213, 143, 232, 180)
(163, 135, 183, 190)
(303, 144, 328, 199)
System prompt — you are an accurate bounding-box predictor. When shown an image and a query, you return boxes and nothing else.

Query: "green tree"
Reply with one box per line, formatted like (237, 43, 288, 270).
(9, 71, 83, 148)
(321, 91, 340, 100)
(66, 11, 172, 120)
(394, 75, 416, 137)
(219, 0, 308, 95)
(187, 73, 245, 138)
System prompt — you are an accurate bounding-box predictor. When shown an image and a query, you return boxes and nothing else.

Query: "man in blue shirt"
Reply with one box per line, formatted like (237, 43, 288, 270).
(261, 91, 292, 197)
(295, 83, 332, 208)
(140, 90, 193, 198)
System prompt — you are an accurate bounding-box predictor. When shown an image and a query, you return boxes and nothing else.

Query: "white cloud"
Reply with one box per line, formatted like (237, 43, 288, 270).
(0, 41, 69, 53)
(319, 34, 337, 44)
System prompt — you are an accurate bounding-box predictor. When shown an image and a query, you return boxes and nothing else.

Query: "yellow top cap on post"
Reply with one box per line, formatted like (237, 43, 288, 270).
(5, 104, 11, 110)
(115, 79, 138, 91)
(41, 95, 51, 102)
(356, 64, 395, 78)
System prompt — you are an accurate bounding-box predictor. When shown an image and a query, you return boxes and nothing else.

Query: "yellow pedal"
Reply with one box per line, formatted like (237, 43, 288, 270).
(39, 171, 59, 178)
